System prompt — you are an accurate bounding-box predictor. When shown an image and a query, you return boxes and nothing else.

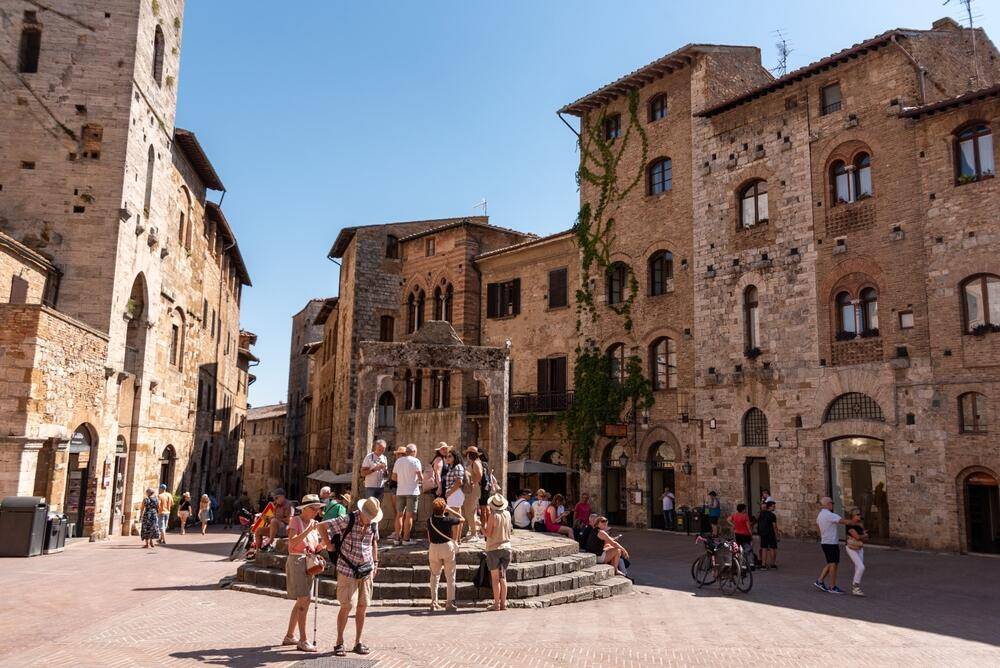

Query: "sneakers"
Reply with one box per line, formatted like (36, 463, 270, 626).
(828, 586, 846, 594)
(852, 584, 865, 597)
(404, 539, 417, 546)
(813, 580, 829, 592)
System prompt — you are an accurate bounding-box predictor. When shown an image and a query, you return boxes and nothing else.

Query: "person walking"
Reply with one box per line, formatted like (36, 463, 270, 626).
(282, 494, 326, 653)
(531, 489, 550, 532)
(177, 492, 192, 535)
(727, 503, 755, 569)
(426, 497, 463, 611)
(463, 446, 485, 539)
(391, 443, 423, 545)
(662, 489, 676, 531)
(156, 483, 172, 543)
(198, 494, 212, 535)
(221, 492, 236, 529)
(757, 500, 779, 569)
(814, 496, 850, 593)
(545, 494, 574, 538)
(361, 439, 389, 502)
(706, 491, 721, 536)
(483, 493, 513, 611)
(845, 507, 868, 596)
(511, 489, 533, 530)
(140, 488, 160, 548)
(319, 497, 382, 657)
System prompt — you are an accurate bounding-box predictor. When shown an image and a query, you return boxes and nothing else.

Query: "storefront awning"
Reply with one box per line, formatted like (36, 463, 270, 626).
(306, 469, 353, 485)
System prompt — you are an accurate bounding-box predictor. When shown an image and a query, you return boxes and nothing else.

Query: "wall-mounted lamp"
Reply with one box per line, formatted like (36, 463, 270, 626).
(708, 418, 717, 430)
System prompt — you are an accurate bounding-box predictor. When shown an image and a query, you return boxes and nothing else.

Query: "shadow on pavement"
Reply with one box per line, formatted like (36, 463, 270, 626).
(618, 528, 1000, 647)
(170, 644, 340, 667)
(133, 582, 221, 592)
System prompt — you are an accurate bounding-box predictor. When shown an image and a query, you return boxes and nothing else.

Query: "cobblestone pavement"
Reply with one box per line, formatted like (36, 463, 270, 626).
(1, 527, 998, 667)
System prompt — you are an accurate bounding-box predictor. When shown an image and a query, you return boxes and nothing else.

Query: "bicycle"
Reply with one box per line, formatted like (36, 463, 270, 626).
(229, 508, 261, 561)
(691, 534, 753, 594)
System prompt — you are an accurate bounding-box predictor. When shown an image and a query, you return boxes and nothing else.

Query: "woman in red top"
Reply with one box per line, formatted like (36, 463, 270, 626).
(726, 503, 755, 569)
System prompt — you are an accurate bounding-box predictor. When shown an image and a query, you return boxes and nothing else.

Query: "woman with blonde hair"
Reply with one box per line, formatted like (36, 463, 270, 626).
(426, 497, 464, 611)
(845, 507, 869, 597)
(283, 494, 326, 652)
(140, 488, 159, 548)
(198, 494, 211, 535)
(585, 516, 629, 576)
(530, 489, 550, 532)
(177, 492, 192, 535)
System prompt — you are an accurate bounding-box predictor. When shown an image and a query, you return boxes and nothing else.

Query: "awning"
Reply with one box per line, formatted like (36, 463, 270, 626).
(306, 470, 353, 485)
(507, 459, 577, 475)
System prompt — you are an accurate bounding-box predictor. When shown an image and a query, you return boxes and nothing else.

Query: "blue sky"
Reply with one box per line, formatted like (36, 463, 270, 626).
(174, 1, 997, 407)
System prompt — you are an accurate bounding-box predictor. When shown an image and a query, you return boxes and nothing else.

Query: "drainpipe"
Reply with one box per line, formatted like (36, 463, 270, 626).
(891, 35, 927, 105)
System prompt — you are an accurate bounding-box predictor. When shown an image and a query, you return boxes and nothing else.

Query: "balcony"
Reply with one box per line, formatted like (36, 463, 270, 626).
(465, 392, 574, 416)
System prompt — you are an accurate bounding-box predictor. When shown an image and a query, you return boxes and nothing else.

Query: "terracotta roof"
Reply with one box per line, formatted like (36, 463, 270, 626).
(314, 297, 338, 326)
(559, 44, 727, 116)
(247, 403, 287, 421)
(173, 128, 225, 191)
(397, 217, 533, 243)
(697, 29, 914, 117)
(900, 83, 1000, 118)
(205, 202, 252, 286)
(475, 229, 575, 261)
(328, 216, 530, 258)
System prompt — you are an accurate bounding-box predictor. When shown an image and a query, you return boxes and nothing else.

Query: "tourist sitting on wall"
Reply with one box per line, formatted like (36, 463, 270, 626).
(511, 489, 533, 530)
(586, 516, 629, 576)
(545, 494, 574, 538)
(257, 488, 292, 552)
(483, 493, 513, 611)
(530, 489, 550, 532)
(283, 494, 327, 653)
(577, 513, 598, 549)
(426, 497, 463, 611)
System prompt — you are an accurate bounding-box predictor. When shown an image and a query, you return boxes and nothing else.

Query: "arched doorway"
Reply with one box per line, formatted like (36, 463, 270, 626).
(539, 450, 567, 499)
(647, 442, 676, 529)
(65, 424, 96, 535)
(602, 443, 627, 525)
(109, 436, 128, 535)
(964, 471, 1000, 553)
(826, 436, 889, 544)
(124, 275, 148, 378)
(160, 445, 177, 491)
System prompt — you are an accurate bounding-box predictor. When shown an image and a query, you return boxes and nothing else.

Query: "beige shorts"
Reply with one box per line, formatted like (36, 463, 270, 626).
(336, 572, 373, 608)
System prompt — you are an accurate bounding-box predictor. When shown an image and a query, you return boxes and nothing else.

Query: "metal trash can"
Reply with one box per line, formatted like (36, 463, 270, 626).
(689, 507, 704, 535)
(676, 506, 689, 534)
(43, 512, 67, 554)
(0, 496, 48, 557)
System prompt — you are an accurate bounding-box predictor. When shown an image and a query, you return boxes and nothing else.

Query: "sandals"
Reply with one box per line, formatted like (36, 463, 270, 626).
(296, 641, 317, 653)
(334, 644, 346, 657)
(281, 635, 296, 646)
(353, 643, 371, 655)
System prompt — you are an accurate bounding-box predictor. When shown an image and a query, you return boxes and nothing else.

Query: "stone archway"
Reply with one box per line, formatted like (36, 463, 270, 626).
(351, 322, 510, 499)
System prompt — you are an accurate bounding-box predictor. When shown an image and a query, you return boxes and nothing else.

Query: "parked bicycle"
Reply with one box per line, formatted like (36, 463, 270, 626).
(229, 508, 263, 561)
(691, 534, 753, 595)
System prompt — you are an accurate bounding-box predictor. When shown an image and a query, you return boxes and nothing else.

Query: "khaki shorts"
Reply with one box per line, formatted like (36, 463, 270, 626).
(336, 572, 373, 608)
(395, 495, 419, 515)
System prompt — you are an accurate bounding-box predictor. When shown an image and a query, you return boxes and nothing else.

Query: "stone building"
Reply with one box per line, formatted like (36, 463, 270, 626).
(285, 298, 327, 498)
(0, 1, 253, 538)
(243, 403, 286, 504)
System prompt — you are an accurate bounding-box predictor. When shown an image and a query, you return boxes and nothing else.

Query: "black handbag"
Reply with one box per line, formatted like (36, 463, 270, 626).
(473, 552, 491, 589)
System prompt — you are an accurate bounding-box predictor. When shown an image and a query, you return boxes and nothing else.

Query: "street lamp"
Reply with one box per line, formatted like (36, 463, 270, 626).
(618, 451, 629, 468)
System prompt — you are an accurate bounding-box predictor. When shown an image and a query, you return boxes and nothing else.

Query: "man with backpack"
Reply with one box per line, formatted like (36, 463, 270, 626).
(318, 496, 382, 657)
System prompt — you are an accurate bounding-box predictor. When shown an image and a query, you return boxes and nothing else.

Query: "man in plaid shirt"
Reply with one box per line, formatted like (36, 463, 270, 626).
(319, 496, 381, 657)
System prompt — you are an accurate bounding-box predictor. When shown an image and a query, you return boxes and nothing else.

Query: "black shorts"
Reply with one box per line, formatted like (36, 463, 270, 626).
(822, 543, 840, 564)
(708, 515, 719, 526)
(759, 533, 778, 549)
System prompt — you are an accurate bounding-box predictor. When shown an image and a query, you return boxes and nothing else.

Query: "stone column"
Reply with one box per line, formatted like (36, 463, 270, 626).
(475, 362, 509, 495)
(350, 368, 394, 500)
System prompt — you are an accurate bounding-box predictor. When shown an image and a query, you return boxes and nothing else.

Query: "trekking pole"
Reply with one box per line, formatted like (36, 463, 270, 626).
(312, 575, 319, 646)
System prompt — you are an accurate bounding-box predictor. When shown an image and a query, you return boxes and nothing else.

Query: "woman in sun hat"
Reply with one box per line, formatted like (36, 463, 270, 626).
(283, 494, 327, 653)
(483, 492, 513, 611)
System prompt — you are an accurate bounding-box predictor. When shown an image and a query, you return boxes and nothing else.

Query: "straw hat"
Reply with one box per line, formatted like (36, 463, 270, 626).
(393, 446, 406, 456)
(488, 493, 508, 512)
(357, 496, 384, 523)
(465, 445, 480, 455)
(298, 494, 324, 511)
(436, 441, 450, 453)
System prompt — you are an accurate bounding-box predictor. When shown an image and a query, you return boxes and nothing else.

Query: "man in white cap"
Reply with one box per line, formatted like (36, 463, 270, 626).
(319, 496, 382, 657)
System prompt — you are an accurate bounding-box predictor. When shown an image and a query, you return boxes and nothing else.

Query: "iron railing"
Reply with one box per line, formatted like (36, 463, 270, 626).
(465, 391, 574, 416)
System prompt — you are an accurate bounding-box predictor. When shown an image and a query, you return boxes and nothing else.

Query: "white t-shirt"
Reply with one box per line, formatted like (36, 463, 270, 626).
(662, 492, 675, 511)
(817, 508, 842, 544)
(392, 455, 423, 496)
(363, 452, 388, 489)
(511, 498, 533, 528)
(531, 499, 550, 524)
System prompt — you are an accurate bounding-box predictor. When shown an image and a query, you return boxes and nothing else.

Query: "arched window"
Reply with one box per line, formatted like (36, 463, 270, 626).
(836, 291, 856, 337)
(17, 20, 41, 74)
(169, 308, 185, 369)
(143, 146, 155, 215)
(739, 180, 769, 228)
(430, 370, 451, 408)
(853, 153, 872, 198)
(648, 158, 673, 194)
(160, 445, 176, 490)
(377, 392, 395, 428)
(404, 370, 423, 410)
(859, 287, 879, 333)
(606, 263, 628, 305)
(959, 392, 988, 433)
(648, 94, 668, 122)
(607, 343, 626, 384)
(648, 250, 673, 296)
(434, 283, 453, 322)
(179, 187, 192, 251)
(649, 337, 677, 390)
(385, 234, 400, 259)
(153, 25, 165, 86)
(955, 124, 995, 182)
(406, 287, 426, 334)
(742, 408, 768, 448)
(824, 392, 885, 422)
(962, 274, 1000, 333)
(831, 160, 850, 203)
(744, 286, 760, 350)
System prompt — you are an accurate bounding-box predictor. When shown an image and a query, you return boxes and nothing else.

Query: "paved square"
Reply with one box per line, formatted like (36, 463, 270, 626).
(1, 528, 997, 667)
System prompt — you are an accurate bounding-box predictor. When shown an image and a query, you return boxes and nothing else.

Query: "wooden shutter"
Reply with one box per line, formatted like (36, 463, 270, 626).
(537, 358, 550, 395)
(552, 356, 568, 394)
(487, 283, 499, 318)
(512, 278, 521, 316)
(548, 268, 567, 308)
(9, 275, 28, 304)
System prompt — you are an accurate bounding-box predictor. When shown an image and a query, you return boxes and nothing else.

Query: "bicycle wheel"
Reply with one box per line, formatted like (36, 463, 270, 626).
(719, 561, 738, 596)
(229, 530, 251, 561)
(692, 555, 716, 587)
(735, 557, 754, 593)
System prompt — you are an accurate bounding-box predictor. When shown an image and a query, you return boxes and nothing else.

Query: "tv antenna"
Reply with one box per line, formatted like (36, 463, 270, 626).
(945, 0, 984, 88)
(474, 198, 487, 216)
(771, 29, 793, 77)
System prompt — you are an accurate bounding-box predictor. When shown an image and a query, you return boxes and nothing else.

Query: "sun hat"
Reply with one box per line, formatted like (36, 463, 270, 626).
(488, 493, 508, 512)
(436, 441, 450, 452)
(393, 446, 406, 456)
(298, 494, 324, 511)
(465, 445, 480, 455)
(357, 496, 384, 523)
